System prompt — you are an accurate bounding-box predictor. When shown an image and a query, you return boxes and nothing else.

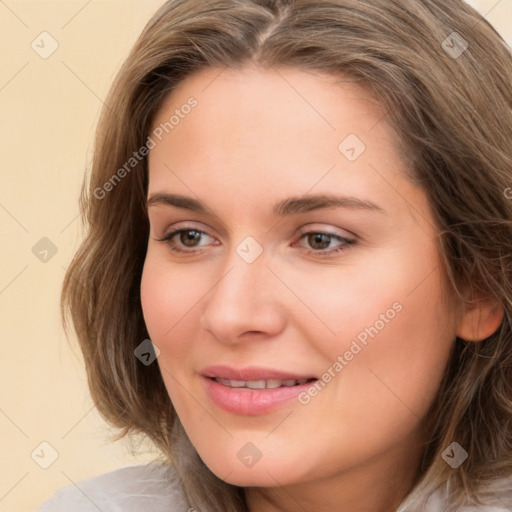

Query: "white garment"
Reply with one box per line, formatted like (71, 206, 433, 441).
(37, 463, 191, 512)
(37, 462, 512, 511)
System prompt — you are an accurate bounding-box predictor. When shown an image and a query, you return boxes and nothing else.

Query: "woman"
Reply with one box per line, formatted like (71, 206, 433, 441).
(39, 0, 512, 510)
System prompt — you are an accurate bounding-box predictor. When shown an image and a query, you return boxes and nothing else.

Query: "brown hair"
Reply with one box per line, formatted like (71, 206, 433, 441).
(61, 1, 512, 510)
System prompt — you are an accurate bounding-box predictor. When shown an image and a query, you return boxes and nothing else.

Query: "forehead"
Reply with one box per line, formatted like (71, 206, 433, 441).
(146, 65, 430, 230)
(151, 65, 389, 144)
(149, 66, 397, 174)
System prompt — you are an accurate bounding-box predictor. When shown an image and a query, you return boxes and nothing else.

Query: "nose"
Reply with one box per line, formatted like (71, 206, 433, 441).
(199, 246, 286, 344)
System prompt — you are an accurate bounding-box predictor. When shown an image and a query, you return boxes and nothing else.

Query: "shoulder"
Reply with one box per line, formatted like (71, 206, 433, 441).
(424, 481, 512, 512)
(399, 478, 512, 512)
(37, 462, 191, 512)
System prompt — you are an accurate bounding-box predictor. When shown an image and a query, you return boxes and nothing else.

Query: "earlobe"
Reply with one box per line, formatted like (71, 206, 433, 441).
(456, 297, 504, 342)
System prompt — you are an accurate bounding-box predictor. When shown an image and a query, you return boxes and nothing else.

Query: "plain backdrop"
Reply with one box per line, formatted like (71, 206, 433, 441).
(0, 1, 510, 511)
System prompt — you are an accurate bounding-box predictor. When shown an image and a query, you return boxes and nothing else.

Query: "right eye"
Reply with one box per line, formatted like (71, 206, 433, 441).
(156, 227, 216, 253)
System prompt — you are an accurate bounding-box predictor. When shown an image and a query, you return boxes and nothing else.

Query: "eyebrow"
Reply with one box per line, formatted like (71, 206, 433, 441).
(147, 192, 385, 217)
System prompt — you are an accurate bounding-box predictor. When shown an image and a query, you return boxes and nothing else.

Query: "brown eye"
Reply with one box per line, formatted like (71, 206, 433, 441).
(157, 228, 213, 253)
(307, 233, 332, 250)
(296, 231, 356, 256)
(178, 230, 203, 247)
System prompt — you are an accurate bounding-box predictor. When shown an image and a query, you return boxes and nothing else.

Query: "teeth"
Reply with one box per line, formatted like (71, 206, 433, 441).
(229, 380, 246, 388)
(246, 380, 266, 389)
(215, 378, 308, 389)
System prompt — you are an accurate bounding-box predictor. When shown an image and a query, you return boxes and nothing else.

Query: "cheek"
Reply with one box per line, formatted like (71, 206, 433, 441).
(327, 265, 455, 436)
(140, 258, 195, 416)
(296, 239, 456, 427)
(140, 256, 205, 341)
(289, 271, 456, 480)
(140, 255, 208, 395)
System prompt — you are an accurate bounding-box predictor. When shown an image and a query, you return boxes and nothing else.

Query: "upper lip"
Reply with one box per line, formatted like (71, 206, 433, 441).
(201, 365, 317, 381)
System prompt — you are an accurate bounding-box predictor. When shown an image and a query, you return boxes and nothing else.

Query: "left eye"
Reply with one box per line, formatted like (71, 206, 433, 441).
(296, 231, 355, 255)
(156, 228, 356, 256)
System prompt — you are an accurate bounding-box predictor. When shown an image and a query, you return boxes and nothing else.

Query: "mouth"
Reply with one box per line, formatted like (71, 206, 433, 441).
(201, 364, 317, 382)
(200, 365, 319, 415)
(211, 377, 316, 389)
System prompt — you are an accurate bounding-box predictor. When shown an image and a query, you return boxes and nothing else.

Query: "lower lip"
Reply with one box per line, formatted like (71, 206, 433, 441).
(202, 377, 316, 415)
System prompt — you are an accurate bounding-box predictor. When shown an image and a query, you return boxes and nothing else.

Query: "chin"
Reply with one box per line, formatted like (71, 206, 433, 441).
(217, 468, 288, 487)
(202, 454, 302, 488)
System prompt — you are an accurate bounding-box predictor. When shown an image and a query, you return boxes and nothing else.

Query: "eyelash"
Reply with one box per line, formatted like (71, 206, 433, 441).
(155, 227, 356, 256)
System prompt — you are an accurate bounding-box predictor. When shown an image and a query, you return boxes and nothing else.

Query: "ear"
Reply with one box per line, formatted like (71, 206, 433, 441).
(456, 296, 504, 342)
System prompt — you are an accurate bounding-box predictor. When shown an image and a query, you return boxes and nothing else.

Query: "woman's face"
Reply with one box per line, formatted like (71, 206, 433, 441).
(141, 65, 457, 498)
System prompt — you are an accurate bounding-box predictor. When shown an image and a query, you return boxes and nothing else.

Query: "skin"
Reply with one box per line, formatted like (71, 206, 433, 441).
(140, 65, 503, 512)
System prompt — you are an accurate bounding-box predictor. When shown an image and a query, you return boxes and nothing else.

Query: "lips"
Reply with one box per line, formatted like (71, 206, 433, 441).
(201, 365, 318, 415)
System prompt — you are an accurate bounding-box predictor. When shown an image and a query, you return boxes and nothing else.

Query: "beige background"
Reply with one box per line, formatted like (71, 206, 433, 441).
(0, 1, 510, 511)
